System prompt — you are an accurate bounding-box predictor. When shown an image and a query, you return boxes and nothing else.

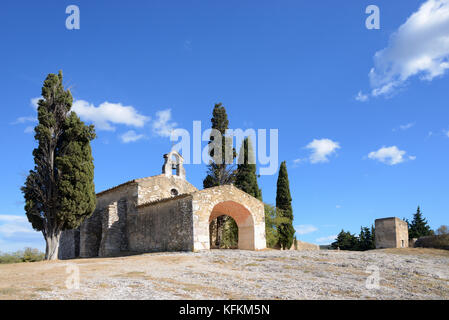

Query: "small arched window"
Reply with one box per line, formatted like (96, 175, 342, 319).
(171, 155, 179, 176)
(171, 188, 179, 196)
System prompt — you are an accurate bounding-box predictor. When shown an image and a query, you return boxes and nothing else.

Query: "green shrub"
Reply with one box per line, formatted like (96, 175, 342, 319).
(22, 247, 45, 262)
(0, 252, 21, 264)
(264, 204, 292, 248)
(0, 248, 45, 264)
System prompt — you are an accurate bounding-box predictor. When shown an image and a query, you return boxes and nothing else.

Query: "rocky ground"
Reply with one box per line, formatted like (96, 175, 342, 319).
(0, 248, 448, 300)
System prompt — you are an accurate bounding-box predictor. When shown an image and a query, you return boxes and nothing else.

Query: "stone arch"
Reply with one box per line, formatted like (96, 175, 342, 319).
(208, 200, 255, 250)
(191, 185, 266, 251)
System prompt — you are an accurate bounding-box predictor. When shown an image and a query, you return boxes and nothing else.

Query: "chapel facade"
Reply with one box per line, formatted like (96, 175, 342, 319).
(58, 150, 266, 259)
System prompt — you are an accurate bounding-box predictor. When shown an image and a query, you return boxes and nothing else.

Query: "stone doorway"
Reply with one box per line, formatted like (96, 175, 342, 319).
(209, 215, 238, 249)
(208, 201, 255, 250)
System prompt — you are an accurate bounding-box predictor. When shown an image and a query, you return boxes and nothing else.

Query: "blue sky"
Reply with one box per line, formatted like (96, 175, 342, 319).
(1, 0, 449, 252)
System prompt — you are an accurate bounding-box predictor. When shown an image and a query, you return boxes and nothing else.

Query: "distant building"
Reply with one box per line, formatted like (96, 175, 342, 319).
(375, 217, 409, 249)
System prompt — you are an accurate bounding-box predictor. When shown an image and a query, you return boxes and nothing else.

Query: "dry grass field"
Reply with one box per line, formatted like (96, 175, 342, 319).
(0, 248, 448, 300)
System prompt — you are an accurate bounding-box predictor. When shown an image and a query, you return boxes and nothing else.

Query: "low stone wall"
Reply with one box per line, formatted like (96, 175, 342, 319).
(415, 235, 449, 250)
(274, 240, 320, 251)
(295, 240, 320, 251)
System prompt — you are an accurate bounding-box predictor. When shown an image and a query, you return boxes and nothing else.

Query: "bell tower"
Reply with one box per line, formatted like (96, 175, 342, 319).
(162, 150, 186, 180)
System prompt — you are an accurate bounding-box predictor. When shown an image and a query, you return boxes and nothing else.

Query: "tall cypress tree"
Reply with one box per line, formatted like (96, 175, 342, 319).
(203, 103, 236, 188)
(235, 137, 262, 200)
(21, 71, 96, 260)
(203, 103, 237, 248)
(409, 206, 433, 238)
(276, 161, 295, 249)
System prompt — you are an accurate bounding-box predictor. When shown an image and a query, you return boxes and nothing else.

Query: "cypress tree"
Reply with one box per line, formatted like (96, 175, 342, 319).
(409, 206, 433, 238)
(235, 137, 262, 200)
(21, 71, 96, 260)
(203, 103, 236, 188)
(275, 161, 295, 249)
(203, 103, 237, 248)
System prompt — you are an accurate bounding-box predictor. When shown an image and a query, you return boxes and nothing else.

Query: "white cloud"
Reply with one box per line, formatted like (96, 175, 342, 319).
(25, 97, 181, 143)
(0, 215, 35, 237)
(367, 0, 449, 97)
(30, 97, 40, 110)
(0, 215, 27, 223)
(393, 122, 416, 131)
(11, 116, 37, 125)
(292, 158, 306, 167)
(295, 225, 318, 235)
(72, 100, 150, 131)
(11, 98, 39, 125)
(24, 126, 34, 134)
(10, 98, 39, 131)
(25, 97, 150, 132)
(305, 139, 340, 163)
(315, 235, 337, 243)
(152, 109, 177, 137)
(0, 214, 43, 252)
(0, 224, 34, 237)
(336, 205, 342, 209)
(368, 146, 415, 165)
(120, 130, 146, 143)
(400, 122, 415, 130)
(355, 91, 369, 102)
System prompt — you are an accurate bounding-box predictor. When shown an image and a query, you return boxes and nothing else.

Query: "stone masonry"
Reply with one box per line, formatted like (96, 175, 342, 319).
(375, 217, 409, 249)
(58, 150, 266, 259)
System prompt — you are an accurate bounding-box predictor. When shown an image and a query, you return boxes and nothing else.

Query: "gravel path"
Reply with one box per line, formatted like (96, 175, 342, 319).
(25, 249, 449, 300)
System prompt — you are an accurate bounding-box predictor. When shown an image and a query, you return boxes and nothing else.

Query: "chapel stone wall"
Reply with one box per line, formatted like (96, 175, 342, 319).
(128, 195, 194, 252)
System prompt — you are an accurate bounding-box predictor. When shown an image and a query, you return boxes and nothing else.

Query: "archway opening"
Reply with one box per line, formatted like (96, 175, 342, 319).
(208, 201, 255, 250)
(209, 215, 238, 249)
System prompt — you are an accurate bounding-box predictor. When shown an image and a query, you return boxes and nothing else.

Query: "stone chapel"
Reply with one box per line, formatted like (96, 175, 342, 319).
(58, 150, 266, 259)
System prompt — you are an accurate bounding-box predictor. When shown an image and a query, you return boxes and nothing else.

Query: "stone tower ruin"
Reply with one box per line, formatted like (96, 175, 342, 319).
(375, 217, 409, 249)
